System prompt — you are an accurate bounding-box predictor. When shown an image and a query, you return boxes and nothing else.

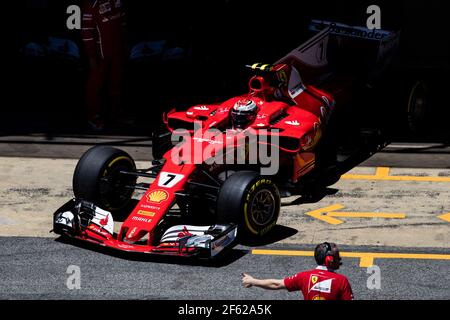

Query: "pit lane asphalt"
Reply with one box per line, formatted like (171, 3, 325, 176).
(1, 237, 449, 300)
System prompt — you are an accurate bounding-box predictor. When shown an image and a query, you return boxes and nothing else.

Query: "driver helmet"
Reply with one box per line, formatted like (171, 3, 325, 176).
(231, 98, 258, 129)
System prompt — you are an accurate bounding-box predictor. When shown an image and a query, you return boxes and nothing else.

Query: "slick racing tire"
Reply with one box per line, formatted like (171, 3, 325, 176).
(217, 171, 280, 238)
(73, 146, 137, 212)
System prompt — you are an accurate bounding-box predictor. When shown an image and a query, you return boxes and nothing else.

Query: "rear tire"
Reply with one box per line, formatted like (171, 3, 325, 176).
(216, 171, 280, 238)
(407, 80, 430, 133)
(73, 146, 137, 212)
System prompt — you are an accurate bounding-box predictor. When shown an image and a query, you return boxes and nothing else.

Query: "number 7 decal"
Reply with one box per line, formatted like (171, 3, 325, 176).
(157, 172, 185, 188)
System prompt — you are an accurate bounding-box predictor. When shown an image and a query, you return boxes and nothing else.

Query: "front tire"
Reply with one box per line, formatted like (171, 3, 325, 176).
(216, 171, 280, 238)
(73, 146, 137, 212)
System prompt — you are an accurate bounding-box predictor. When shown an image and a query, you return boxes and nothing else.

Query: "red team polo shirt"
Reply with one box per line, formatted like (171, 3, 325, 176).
(81, 0, 127, 60)
(284, 266, 354, 300)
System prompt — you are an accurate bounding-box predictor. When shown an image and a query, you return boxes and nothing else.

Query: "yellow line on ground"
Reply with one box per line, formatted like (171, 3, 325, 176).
(342, 166, 450, 182)
(342, 175, 450, 182)
(305, 204, 345, 225)
(252, 250, 315, 257)
(252, 249, 450, 268)
(305, 204, 407, 225)
(376, 167, 390, 177)
(437, 213, 450, 223)
(330, 212, 406, 219)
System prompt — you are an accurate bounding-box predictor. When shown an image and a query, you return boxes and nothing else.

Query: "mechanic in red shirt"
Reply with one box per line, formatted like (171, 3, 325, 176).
(81, 0, 128, 130)
(242, 242, 354, 300)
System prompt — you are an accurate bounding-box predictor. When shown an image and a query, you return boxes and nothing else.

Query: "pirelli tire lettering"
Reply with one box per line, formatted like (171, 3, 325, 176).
(243, 179, 279, 236)
(217, 172, 281, 238)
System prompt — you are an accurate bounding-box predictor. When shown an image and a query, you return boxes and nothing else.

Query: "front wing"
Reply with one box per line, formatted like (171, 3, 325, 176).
(53, 199, 237, 259)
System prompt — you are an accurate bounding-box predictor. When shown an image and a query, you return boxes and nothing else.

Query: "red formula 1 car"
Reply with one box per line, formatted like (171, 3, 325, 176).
(53, 21, 398, 258)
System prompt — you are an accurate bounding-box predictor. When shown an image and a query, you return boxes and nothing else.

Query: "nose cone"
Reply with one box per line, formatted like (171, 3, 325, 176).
(125, 227, 147, 243)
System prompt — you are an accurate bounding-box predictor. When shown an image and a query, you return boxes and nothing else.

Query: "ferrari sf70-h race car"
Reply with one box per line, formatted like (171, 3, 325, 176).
(53, 21, 398, 259)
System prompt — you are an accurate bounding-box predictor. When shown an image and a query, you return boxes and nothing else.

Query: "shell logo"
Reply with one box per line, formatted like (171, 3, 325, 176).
(147, 190, 169, 203)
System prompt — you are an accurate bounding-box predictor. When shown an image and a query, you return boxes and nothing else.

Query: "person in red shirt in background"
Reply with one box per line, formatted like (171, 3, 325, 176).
(81, 0, 128, 130)
(242, 242, 354, 300)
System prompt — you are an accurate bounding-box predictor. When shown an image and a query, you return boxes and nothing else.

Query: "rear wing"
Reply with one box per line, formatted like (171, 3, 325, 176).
(277, 20, 400, 83)
(308, 20, 395, 41)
